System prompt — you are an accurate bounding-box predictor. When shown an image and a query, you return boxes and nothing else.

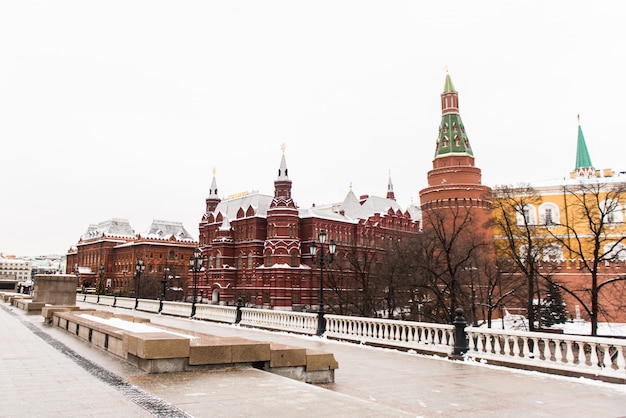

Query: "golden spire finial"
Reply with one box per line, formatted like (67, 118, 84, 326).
(212, 166, 216, 176)
(349, 181, 353, 189)
(443, 65, 449, 74)
(577, 114, 581, 125)
(281, 143, 286, 155)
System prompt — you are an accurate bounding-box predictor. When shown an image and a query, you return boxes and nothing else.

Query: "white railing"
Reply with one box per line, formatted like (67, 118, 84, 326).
(160, 301, 192, 317)
(194, 304, 238, 323)
(465, 326, 626, 379)
(326, 314, 455, 355)
(137, 299, 160, 313)
(84, 294, 98, 304)
(98, 295, 115, 306)
(113, 296, 136, 310)
(240, 308, 318, 335)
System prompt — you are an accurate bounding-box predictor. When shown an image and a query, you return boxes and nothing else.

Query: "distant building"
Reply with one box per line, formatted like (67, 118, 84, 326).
(0, 255, 32, 292)
(493, 116, 626, 323)
(66, 219, 197, 298)
(198, 154, 420, 310)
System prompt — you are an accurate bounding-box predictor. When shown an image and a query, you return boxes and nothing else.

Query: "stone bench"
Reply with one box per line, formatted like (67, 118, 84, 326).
(14, 299, 46, 314)
(51, 309, 338, 383)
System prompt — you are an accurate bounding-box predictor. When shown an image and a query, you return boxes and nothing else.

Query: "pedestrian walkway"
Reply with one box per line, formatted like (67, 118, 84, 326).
(2, 301, 626, 417)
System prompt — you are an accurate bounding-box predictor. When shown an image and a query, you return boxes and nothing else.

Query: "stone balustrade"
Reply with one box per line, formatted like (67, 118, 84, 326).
(240, 308, 318, 334)
(465, 326, 626, 382)
(194, 304, 237, 323)
(326, 314, 454, 355)
(160, 301, 192, 317)
(113, 296, 136, 310)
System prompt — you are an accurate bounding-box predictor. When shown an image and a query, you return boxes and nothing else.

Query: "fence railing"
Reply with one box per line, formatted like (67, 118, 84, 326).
(78, 295, 626, 382)
(325, 314, 454, 356)
(465, 326, 626, 380)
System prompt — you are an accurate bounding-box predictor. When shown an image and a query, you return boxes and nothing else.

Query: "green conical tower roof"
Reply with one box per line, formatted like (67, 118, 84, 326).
(443, 73, 455, 93)
(434, 72, 473, 159)
(575, 117, 593, 169)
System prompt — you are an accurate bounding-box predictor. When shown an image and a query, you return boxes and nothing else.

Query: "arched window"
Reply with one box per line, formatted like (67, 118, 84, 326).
(247, 252, 253, 269)
(290, 251, 298, 267)
(539, 203, 560, 226)
(519, 244, 539, 263)
(604, 242, 626, 261)
(215, 252, 221, 268)
(237, 253, 243, 270)
(265, 251, 272, 267)
(516, 204, 537, 226)
(602, 200, 624, 224)
(542, 244, 563, 262)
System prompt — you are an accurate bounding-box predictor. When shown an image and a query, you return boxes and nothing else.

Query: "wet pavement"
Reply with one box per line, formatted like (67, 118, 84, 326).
(2, 300, 626, 417)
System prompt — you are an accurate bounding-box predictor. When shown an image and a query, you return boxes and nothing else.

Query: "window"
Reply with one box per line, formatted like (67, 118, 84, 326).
(602, 200, 623, 224)
(542, 244, 563, 262)
(237, 254, 243, 270)
(516, 204, 537, 226)
(290, 251, 298, 267)
(216, 252, 221, 269)
(519, 244, 539, 263)
(247, 252, 253, 269)
(539, 203, 560, 226)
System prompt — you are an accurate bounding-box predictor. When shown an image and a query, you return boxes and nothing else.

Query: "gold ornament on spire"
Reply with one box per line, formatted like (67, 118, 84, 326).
(212, 166, 216, 176)
(281, 143, 286, 154)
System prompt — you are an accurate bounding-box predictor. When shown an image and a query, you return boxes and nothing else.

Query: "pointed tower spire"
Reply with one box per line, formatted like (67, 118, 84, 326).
(277, 143, 289, 180)
(434, 69, 473, 161)
(205, 167, 221, 213)
(573, 115, 595, 178)
(273, 143, 293, 201)
(386, 169, 396, 201)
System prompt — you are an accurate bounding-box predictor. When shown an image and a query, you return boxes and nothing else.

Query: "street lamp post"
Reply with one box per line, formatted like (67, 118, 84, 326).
(134, 258, 145, 310)
(160, 267, 173, 313)
(310, 229, 336, 336)
(189, 248, 203, 318)
(97, 263, 105, 303)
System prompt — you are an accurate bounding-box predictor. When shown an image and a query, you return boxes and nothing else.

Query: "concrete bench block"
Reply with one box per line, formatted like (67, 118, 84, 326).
(125, 332, 190, 360)
(115, 314, 151, 323)
(189, 337, 233, 365)
(90, 311, 115, 319)
(305, 349, 339, 371)
(270, 343, 307, 368)
(42, 306, 83, 324)
(229, 337, 271, 363)
(16, 300, 46, 313)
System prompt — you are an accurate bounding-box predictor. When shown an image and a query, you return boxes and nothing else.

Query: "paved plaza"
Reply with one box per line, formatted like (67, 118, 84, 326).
(1, 301, 626, 417)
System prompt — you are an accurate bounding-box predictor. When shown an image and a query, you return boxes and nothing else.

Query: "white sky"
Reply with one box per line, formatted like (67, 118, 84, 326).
(1, 1, 624, 257)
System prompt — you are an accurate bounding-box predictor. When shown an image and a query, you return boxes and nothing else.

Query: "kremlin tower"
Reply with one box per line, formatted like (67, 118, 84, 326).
(419, 71, 492, 233)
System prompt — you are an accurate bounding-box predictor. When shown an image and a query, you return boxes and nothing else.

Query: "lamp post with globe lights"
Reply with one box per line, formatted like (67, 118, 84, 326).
(189, 248, 204, 317)
(310, 229, 336, 336)
(134, 258, 145, 310)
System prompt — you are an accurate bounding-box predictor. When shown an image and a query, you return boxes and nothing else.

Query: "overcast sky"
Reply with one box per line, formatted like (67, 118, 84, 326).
(1, 1, 624, 257)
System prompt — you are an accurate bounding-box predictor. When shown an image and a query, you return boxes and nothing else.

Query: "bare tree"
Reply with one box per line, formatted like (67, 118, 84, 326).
(547, 181, 626, 336)
(491, 184, 556, 331)
(416, 205, 490, 324)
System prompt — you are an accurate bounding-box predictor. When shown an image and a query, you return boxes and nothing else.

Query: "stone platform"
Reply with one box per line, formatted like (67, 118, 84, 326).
(50, 308, 338, 384)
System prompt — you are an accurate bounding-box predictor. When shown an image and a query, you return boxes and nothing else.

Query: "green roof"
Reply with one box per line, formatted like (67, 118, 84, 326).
(443, 73, 455, 93)
(434, 114, 473, 158)
(575, 123, 593, 169)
